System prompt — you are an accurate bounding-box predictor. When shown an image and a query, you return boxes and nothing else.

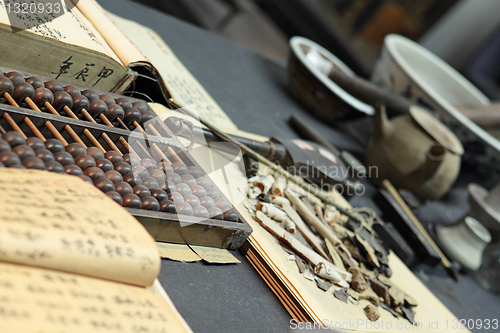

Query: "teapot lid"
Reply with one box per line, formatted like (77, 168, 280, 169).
(410, 106, 464, 155)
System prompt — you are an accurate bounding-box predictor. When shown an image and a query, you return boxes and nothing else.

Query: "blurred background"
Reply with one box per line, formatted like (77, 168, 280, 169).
(130, 0, 500, 99)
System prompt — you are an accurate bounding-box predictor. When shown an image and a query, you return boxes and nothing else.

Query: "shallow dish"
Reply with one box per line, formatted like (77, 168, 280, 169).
(372, 34, 500, 174)
(287, 36, 374, 122)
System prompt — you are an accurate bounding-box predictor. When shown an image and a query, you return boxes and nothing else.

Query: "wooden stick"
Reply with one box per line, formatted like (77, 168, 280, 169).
(381, 179, 458, 281)
(42, 103, 87, 148)
(24, 97, 68, 146)
(3, 92, 43, 141)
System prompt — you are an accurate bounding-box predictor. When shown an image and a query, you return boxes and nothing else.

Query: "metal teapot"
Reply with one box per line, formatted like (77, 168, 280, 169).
(365, 105, 464, 200)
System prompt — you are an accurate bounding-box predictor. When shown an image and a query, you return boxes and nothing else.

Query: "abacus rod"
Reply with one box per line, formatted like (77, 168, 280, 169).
(2, 92, 42, 141)
(78, 108, 123, 155)
(24, 97, 68, 145)
(43, 102, 87, 148)
(0, 124, 6, 134)
(146, 123, 182, 163)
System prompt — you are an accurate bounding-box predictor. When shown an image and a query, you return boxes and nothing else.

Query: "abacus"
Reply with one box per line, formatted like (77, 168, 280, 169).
(0, 67, 252, 250)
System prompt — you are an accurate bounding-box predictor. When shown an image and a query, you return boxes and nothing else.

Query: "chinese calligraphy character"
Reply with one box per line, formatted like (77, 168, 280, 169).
(52, 56, 73, 79)
(73, 63, 95, 82)
(93, 67, 114, 87)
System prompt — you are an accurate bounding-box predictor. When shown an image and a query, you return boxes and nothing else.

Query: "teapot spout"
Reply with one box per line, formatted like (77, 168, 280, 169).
(412, 143, 446, 179)
(373, 104, 393, 138)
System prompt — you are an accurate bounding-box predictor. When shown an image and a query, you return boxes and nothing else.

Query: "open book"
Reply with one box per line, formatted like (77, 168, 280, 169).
(0, 169, 191, 332)
(0, 0, 237, 129)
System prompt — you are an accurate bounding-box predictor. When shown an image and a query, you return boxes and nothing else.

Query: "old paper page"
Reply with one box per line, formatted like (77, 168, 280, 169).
(0, 169, 160, 287)
(0, 262, 190, 333)
(189, 245, 241, 264)
(156, 242, 202, 263)
(74, 0, 238, 131)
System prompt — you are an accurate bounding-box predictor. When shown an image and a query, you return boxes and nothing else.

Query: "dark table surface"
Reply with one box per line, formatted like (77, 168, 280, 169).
(99, 1, 499, 332)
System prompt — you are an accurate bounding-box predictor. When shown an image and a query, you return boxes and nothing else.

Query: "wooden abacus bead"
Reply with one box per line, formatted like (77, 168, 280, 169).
(191, 185, 207, 198)
(132, 165, 149, 179)
(26, 77, 44, 89)
(33, 88, 54, 108)
(166, 173, 182, 185)
(123, 107, 141, 127)
(184, 194, 200, 207)
(0, 77, 14, 100)
(96, 158, 114, 172)
(214, 198, 232, 211)
(82, 89, 99, 101)
(181, 174, 196, 187)
(133, 185, 150, 198)
(12, 145, 35, 160)
(208, 207, 224, 220)
(2, 131, 26, 147)
(26, 137, 45, 151)
(78, 175, 94, 185)
(122, 194, 142, 209)
(88, 99, 108, 120)
(105, 170, 123, 184)
(0, 139, 11, 153)
(0, 152, 21, 166)
(45, 161, 65, 173)
(139, 109, 155, 124)
(75, 155, 96, 170)
(54, 151, 74, 166)
(34, 149, 55, 163)
(113, 161, 132, 176)
(168, 192, 184, 204)
(199, 196, 215, 209)
(86, 147, 104, 161)
(159, 200, 177, 214)
(106, 191, 123, 205)
(224, 211, 239, 222)
(104, 151, 123, 164)
(123, 153, 140, 167)
(207, 187, 221, 199)
(150, 189, 168, 202)
(65, 143, 87, 158)
(176, 183, 192, 196)
(171, 162, 188, 175)
(123, 173, 143, 187)
(63, 85, 81, 97)
(22, 156, 46, 170)
(99, 94, 115, 106)
(72, 95, 90, 118)
(158, 162, 173, 174)
(176, 202, 193, 216)
(193, 206, 209, 219)
(44, 138, 65, 153)
(5, 71, 24, 85)
(114, 182, 133, 197)
(140, 158, 157, 171)
(188, 166, 204, 178)
(196, 177, 213, 189)
(45, 80, 64, 93)
(161, 180, 177, 194)
(12, 82, 35, 106)
(132, 100, 148, 112)
(141, 196, 160, 211)
(94, 178, 115, 193)
(52, 91, 73, 113)
(116, 97, 133, 109)
(64, 164, 83, 176)
(83, 166, 105, 181)
(142, 176, 160, 190)
(149, 169, 166, 183)
(107, 104, 124, 125)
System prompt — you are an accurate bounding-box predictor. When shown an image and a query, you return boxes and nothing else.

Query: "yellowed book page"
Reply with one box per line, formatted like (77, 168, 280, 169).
(0, 262, 190, 333)
(0, 1, 128, 90)
(74, 0, 239, 131)
(207, 145, 468, 332)
(0, 169, 160, 287)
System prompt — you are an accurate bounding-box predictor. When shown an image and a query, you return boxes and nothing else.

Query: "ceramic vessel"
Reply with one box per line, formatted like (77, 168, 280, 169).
(372, 34, 500, 175)
(436, 216, 491, 271)
(365, 105, 463, 200)
(287, 36, 374, 122)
